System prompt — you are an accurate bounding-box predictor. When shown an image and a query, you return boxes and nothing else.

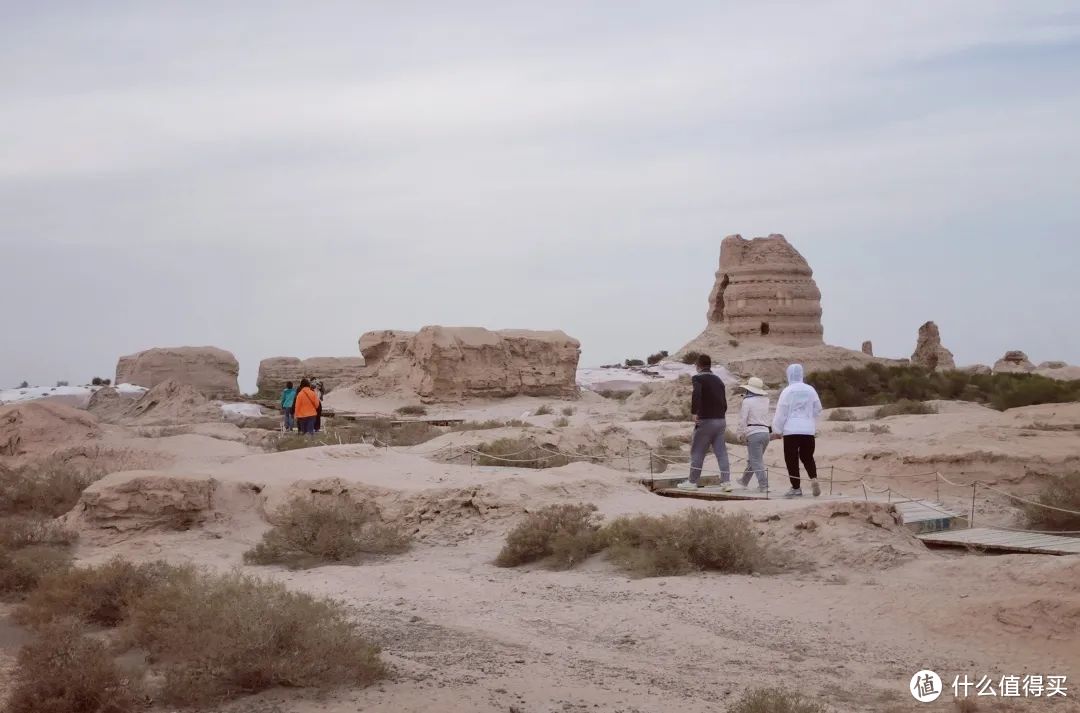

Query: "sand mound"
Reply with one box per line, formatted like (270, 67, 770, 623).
(124, 379, 222, 426)
(759, 502, 928, 572)
(0, 400, 101, 460)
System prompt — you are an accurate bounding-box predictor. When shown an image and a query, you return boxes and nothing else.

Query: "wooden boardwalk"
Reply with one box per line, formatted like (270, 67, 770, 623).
(916, 528, 1080, 555)
(891, 500, 967, 534)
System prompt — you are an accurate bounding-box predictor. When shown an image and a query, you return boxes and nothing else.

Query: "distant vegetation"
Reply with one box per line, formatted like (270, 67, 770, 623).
(395, 404, 427, 416)
(90, 377, 112, 386)
(807, 363, 1080, 411)
(1023, 473, 1080, 532)
(874, 399, 938, 418)
(646, 350, 669, 365)
(624, 358, 645, 367)
(680, 351, 702, 365)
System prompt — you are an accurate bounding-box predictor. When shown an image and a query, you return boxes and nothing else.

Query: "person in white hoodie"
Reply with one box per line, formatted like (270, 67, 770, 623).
(771, 364, 823, 498)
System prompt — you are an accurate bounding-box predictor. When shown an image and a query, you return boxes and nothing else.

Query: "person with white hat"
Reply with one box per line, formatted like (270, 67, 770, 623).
(736, 376, 771, 493)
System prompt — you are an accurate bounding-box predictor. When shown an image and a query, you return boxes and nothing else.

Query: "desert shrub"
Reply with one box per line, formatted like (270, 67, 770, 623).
(834, 423, 855, 433)
(91, 376, 104, 386)
(828, 409, 857, 422)
(597, 389, 633, 401)
(680, 351, 701, 365)
(646, 350, 669, 365)
(534, 404, 554, 416)
(56, 380, 69, 387)
(639, 409, 679, 421)
(602, 510, 766, 577)
(728, 339, 739, 348)
(1023, 473, 1080, 532)
(553, 416, 570, 427)
(561, 406, 575, 416)
(276, 420, 440, 451)
(727, 687, 825, 713)
(495, 503, 604, 569)
(473, 438, 571, 469)
(18, 557, 174, 628)
(808, 363, 1080, 411)
(18, 380, 30, 388)
(868, 423, 891, 435)
(0, 545, 73, 598)
(124, 566, 385, 706)
(395, 404, 427, 416)
(624, 358, 645, 367)
(244, 498, 410, 568)
(0, 516, 77, 550)
(0, 460, 99, 518)
(7, 620, 142, 713)
(874, 399, 938, 418)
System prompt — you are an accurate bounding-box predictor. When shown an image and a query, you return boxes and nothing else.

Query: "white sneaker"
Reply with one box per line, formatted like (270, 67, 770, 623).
(676, 481, 700, 491)
(718, 482, 733, 493)
(784, 488, 803, 498)
(811, 480, 821, 497)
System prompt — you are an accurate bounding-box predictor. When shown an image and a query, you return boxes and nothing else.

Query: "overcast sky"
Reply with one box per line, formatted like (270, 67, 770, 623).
(3, 1, 1078, 392)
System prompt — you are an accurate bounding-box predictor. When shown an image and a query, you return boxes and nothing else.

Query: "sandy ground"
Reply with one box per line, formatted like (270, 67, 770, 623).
(3, 390, 1080, 711)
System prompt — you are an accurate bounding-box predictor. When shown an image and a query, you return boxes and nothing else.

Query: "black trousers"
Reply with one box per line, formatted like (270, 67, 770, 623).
(783, 435, 817, 489)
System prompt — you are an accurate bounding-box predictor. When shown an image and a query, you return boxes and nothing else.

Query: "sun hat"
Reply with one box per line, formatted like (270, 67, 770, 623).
(742, 376, 768, 396)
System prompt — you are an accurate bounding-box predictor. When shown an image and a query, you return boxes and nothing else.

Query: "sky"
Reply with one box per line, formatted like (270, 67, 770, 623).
(2, 1, 1079, 393)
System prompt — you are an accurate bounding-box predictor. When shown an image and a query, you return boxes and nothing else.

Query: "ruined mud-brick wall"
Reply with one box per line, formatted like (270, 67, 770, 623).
(115, 346, 240, 399)
(706, 234, 824, 344)
(256, 357, 366, 395)
(356, 326, 581, 402)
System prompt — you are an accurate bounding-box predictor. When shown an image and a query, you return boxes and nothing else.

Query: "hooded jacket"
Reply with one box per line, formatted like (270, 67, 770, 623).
(772, 364, 822, 436)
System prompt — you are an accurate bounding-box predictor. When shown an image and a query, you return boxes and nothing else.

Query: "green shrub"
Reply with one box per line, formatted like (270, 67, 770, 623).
(727, 687, 825, 713)
(395, 404, 427, 416)
(495, 504, 604, 569)
(874, 399, 938, 418)
(534, 404, 554, 416)
(473, 438, 570, 469)
(124, 566, 385, 706)
(807, 363, 1080, 411)
(244, 498, 410, 568)
(602, 510, 767, 577)
(7, 620, 142, 713)
(828, 409, 857, 422)
(1023, 473, 1080, 532)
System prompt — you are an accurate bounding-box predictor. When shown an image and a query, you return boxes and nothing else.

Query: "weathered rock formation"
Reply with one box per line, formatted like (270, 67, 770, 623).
(116, 346, 240, 398)
(994, 351, 1035, 374)
(256, 356, 366, 395)
(124, 380, 222, 426)
(911, 321, 955, 371)
(67, 471, 216, 535)
(353, 326, 580, 402)
(706, 234, 824, 344)
(961, 364, 992, 376)
(861, 341, 874, 356)
(0, 401, 101, 460)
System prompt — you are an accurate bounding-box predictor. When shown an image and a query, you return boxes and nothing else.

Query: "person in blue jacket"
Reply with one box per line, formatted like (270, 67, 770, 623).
(280, 381, 298, 432)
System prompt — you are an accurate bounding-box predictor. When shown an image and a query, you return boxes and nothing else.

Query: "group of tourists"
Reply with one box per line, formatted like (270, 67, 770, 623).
(678, 353, 822, 498)
(279, 378, 324, 435)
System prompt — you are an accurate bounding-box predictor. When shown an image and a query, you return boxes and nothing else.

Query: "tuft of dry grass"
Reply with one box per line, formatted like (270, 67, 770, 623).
(602, 509, 767, 577)
(7, 619, 142, 713)
(834, 423, 855, 433)
(17, 558, 172, 628)
(1023, 472, 1080, 531)
(473, 438, 570, 469)
(244, 498, 410, 568)
(395, 404, 427, 416)
(533, 404, 554, 416)
(495, 504, 604, 569)
(873, 399, 938, 418)
(124, 566, 386, 706)
(828, 409, 858, 422)
(553, 416, 570, 428)
(867, 423, 891, 435)
(727, 688, 825, 713)
(561, 406, 575, 416)
(450, 419, 529, 431)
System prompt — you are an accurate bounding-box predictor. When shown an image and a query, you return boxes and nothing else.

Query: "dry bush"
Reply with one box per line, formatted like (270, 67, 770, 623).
(495, 503, 604, 569)
(868, 423, 891, 435)
(834, 423, 855, 433)
(1023, 472, 1080, 531)
(681, 351, 702, 365)
(473, 438, 570, 469)
(602, 510, 767, 577)
(561, 406, 575, 416)
(828, 408, 857, 422)
(450, 419, 528, 431)
(395, 404, 427, 416)
(7, 619, 142, 713)
(0, 461, 97, 517)
(553, 416, 570, 428)
(0, 516, 77, 550)
(534, 404, 554, 416)
(17, 558, 172, 628)
(597, 389, 633, 401)
(245, 498, 410, 568)
(0, 545, 73, 598)
(646, 350, 668, 365)
(727, 687, 825, 713)
(640, 409, 678, 421)
(125, 566, 385, 706)
(874, 399, 938, 418)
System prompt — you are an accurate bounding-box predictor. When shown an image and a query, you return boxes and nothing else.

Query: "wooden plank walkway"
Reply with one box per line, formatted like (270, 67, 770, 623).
(891, 500, 967, 534)
(917, 528, 1080, 555)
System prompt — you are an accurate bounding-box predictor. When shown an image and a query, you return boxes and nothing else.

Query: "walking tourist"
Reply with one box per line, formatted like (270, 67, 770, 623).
(737, 376, 771, 492)
(772, 364, 823, 497)
(677, 353, 732, 491)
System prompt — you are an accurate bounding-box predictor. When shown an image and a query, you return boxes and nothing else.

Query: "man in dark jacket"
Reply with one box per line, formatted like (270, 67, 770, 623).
(677, 353, 732, 491)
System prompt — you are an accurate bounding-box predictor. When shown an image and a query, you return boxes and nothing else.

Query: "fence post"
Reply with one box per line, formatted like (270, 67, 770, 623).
(829, 466, 834, 495)
(935, 472, 941, 503)
(626, 442, 632, 472)
(970, 482, 977, 529)
(649, 450, 654, 477)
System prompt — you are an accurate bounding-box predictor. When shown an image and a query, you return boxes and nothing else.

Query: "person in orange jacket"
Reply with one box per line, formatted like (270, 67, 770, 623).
(293, 378, 321, 435)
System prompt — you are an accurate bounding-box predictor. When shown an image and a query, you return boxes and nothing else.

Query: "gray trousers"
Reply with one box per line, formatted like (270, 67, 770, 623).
(740, 431, 770, 488)
(689, 418, 731, 483)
